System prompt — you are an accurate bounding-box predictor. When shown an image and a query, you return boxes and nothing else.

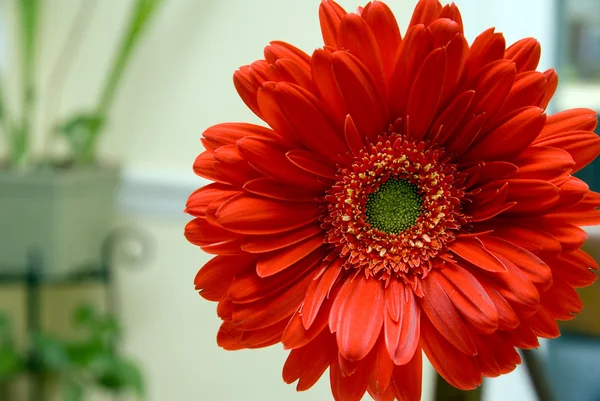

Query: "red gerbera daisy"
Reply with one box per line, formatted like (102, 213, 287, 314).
(185, 0, 600, 400)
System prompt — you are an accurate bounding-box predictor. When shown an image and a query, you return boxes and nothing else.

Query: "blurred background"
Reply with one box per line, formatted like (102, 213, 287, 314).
(0, 0, 598, 400)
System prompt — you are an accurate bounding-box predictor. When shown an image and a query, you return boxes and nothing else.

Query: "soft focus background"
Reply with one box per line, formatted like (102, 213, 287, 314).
(0, 0, 599, 400)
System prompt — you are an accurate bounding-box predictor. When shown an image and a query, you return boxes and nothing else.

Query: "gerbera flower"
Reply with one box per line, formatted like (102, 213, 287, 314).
(184, 0, 600, 400)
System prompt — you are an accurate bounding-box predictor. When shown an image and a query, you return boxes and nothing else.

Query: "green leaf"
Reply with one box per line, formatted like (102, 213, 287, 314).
(16, 0, 39, 166)
(79, 0, 164, 165)
(55, 113, 104, 161)
(32, 332, 70, 371)
(66, 341, 106, 368)
(62, 380, 84, 401)
(0, 346, 23, 380)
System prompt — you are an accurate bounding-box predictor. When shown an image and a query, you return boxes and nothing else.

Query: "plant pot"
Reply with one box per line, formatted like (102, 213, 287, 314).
(0, 166, 121, 277)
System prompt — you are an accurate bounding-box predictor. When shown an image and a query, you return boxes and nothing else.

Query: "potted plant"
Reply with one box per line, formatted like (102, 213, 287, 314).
(0, 0, 164, 275)
(0, 314, 24, 400)
(0, 305, 144, 401)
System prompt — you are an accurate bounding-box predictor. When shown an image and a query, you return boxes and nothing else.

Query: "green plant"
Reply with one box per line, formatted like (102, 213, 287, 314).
(0, 305, 143, 401)
(1, 0, 164, 168)
(34, 304, 144, 401)
(0, 314, 24, 399)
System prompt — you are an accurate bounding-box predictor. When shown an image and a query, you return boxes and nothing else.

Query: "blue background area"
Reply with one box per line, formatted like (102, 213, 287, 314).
(573, 117, 600, 192)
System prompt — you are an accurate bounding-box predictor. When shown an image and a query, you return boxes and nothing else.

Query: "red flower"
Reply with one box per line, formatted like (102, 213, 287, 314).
(185, 1, 600, 400)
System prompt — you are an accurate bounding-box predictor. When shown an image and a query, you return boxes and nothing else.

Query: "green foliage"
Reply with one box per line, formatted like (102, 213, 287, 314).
(1, 0, 164, 167)
(0, 305, 144, 400)
(0, 315, 23, 382)
(68, 0, 165, 166)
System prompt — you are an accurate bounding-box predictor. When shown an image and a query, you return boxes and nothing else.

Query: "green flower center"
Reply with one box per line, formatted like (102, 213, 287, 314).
(365, 178, 422, 234)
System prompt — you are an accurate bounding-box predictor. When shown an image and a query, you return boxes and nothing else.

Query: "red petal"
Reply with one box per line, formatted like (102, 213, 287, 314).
(438, 3, 464, 33)
(360, 1, 402, 80)
(420, 317, 482, 390)
(384, 279, 402, 322)
(241, 223, 323, 253)
(534, 130, 600, 173)
(390, 349, 423, 401)
(231, 273, 314, 330)
(256, 235, 325, 277)
(444, 112, 488, 157)
(243, 177, 321, 202)
(388, 25, 434, 120)
(237, 137, 323, 189)
(238, 319, 288, 349)
(194, 255, 255, 301)
(505, 38, 541, 73)
(202, 122, 278, 149)
(368, 336, 395, 399)
(184, 217, 239, 247)
(463, 106, 545, 163)
(440, 32, 468, 106)
(478, 255, 540, 317)
(185, 183, 239, 217)
(419, 273, 477, 355)
(526, 308, 560, 338)
(477, 219, 561, 256)
(481, 236, 552, 291)
(384, 285, 420, 365)
(428, 18, 460, 47)
(216, 194, 319, 234)
(283, 283, 340, 350)
(448, 237, 507, 272)
(541, 278, 583, 320)
(319, 0, 347, 47)
(409, 0, 442, 28)
(470, 60, 516, 120)
(406, 48, 446, 141)
(334, 276, 385, 361)
(552, 250, 599, 288)
(271, 58, 314, 91)
(488, 71, 547, 128)
(503, 179, 561, 214)
(302, 259, 344, 329)
(465, 28, 506, 78)
(473, 332, 521, 377)
(193, 152, 227, 184)
(438, 265, 499, 334)
(471, 161, 518, 188)
(283, 330, 337, 391)
(486, 287, 520, 330)
(233, 61, 269, 119)
(286, 149, 338, 179)
(264, 41, 311, 69)
(344, 114, 366, 156)
(332, 51, 389, 142)
(428, 90, 474, 145)
(330, 357, 369, 401)
(337, 13, 385, 92)
(311, 49, 346, 123)
(228, 247, 325, 304)
(256, 83, 301, 146)
(513, 146, 575, 183)
(540, 69, 558, 109)
(537, 108, 598, 140)
(274, 82, 348, 161)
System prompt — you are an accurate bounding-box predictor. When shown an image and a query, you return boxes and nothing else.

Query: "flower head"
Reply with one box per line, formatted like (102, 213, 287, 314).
(185, 1, 600, 400)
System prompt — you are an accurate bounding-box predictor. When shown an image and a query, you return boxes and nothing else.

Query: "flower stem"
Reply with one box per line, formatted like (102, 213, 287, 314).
(522, 349, 556, 401)
(76, 0, 164, 165)
(434, 374, 483, 401)
(13, 0, 39, 167)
